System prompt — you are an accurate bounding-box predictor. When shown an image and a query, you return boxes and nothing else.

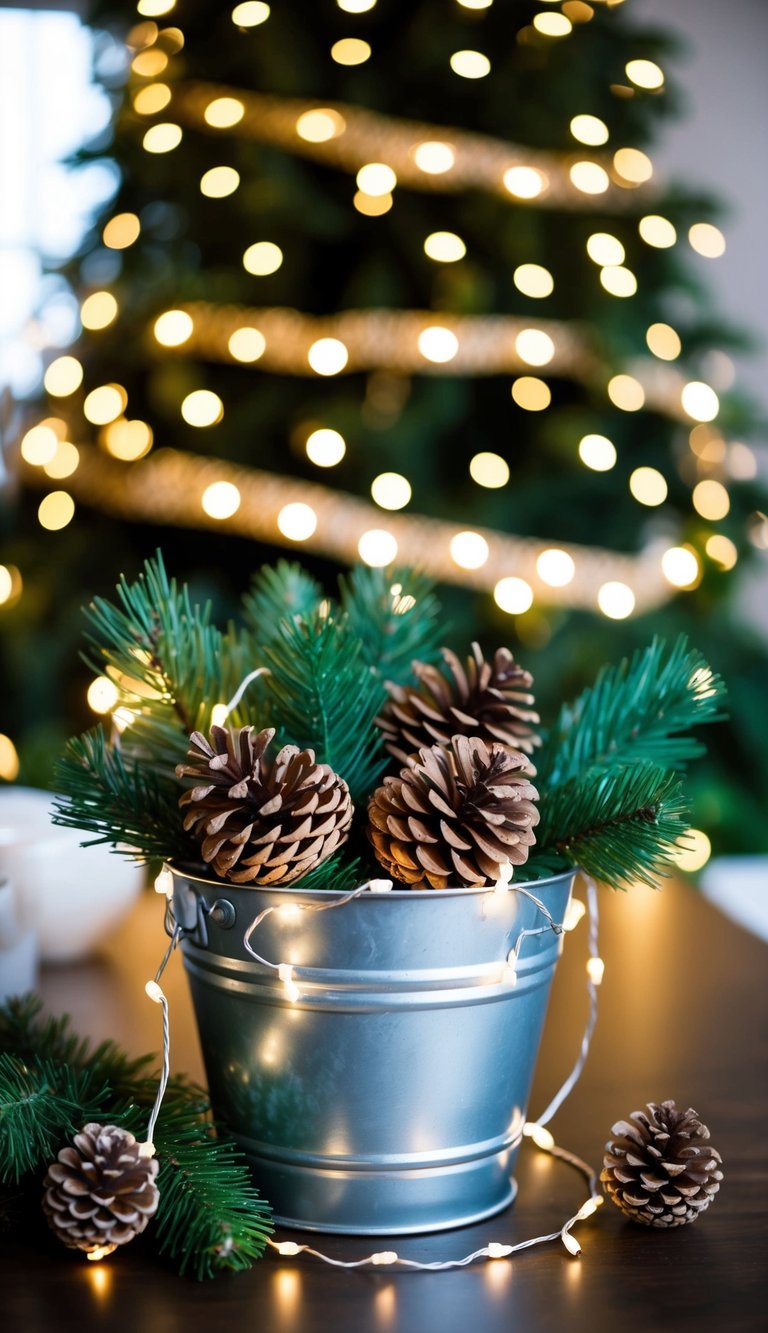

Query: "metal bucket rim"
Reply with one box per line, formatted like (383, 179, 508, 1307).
(168, 862, 576, 900)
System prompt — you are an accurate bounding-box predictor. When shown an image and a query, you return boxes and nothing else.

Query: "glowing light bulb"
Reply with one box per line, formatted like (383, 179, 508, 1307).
(102, 419, 153, 461)
(307, 338, 348, 375)
(200, 166, 240, 197)
(413, 141, 455, 174)
(646, 323, 681, 360)
(103, 213, 140, 249)
(306, 428, 346, 467)
(0, 734, 20, 781)
(597, 581, 635, 619)
(87, 675, 119, 714)
(570, 162, 610, 194)
(515, 329, 555, 367)
(371, 1252, 398, 1266)
(371, 472, 411, 510)
(204, 97, 245, 128)
(607, 374, 644, 411)
(586, 233, 624, 267)
(154, 866, 173, 896)
(570, 114, 608, 146)
(20, 424, 59, 466)
(80, 291, 118, 330)
(353, 191, 393, 216)
(278, 502, 318, 541)
(201, 480, 241, 519)
(533, 12, 572, 36)
(337, 0, 377, 10)
(494, 577, 533, 614)
(450, 50, 491, 78)
(674, 829, 712, 872)
(511, 376, 551, 411)
(154, 309, 193, 346)
(418, 327, 459, 363)
(682, 382, 719, 423)
(296, 108, 346, 142)
(692, 479, 730, 521)
(536, 548, 575, 587)
(600, 266, 637, 297)
(689, 222, 726, 258)
(450, 531, 490, 569)
(457, 0, 492, 7)
(84, 385, 128, 426)
(131, 49, 168, 77)
(513, 264, 553, 298)
(486, 1242, 513, 1259)
(331, 37, 371, 64)
(358, 529, 398, 567)
(232, 1, 270, 24)
(639, 214, 676, 248)
(44, 441, 79, 478)
(181, 390, 224, 427)
(706, 534, 737, 570)
(356, 163, 397, 196)
(424, 231, 466, 262)
(661, 545, 700, 588)
(562, 1232, 582, 1257)
(524, 1123, 555, 1151)
(625, 59, 664, 90)
(275, 1240, 302, 1256)
(503, 166, 547, 199)
(470, 452, 509, 488)
(563, 898, 586, 931)
(138, 0, 176, 15)
(228, 327, 266, 361)
(142, 122, 182, 153)
(0, 565, 20, 606)
(578, 433, 616, 471)
(38, 491, 75, 531)
(629, 466, 667, 506)
(44, 356, 83, 396)
(613, 147, 652, 183)
(586, 957, 605, 986)
(145, 979, 165, 1004)
(243, 241, 283, 275)
(133, 82, 172, 116)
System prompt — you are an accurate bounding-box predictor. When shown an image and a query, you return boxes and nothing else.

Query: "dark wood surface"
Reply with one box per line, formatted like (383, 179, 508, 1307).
(2, 878, 766, 1332)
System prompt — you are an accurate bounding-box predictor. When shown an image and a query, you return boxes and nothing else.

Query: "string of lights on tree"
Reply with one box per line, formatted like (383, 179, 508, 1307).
(6, 0, 763, 764)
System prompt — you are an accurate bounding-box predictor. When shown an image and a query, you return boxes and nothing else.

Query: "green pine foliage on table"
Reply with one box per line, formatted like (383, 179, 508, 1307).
(0, 995, 272, 1279)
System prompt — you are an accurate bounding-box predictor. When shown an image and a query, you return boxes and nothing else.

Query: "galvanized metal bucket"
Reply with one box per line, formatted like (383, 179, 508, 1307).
(170, 866, 574, 1235)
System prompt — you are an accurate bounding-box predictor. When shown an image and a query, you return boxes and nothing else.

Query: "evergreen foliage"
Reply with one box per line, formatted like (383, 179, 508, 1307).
(242, 560, 324, 645)
(339, 565, 443, 685)
(0, 997, 272, 1279)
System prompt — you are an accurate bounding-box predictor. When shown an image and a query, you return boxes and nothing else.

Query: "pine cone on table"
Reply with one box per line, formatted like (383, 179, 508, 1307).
(376, 642, 540, 766)
(368, 734, 539, 889)
(42, 1123, 159, 1255)
(601, 1100, 724, 1228)
(176, 724, 352, 885)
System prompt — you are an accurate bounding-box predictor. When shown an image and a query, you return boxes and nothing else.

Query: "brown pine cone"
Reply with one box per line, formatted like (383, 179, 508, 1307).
(176, 724, 352, 885)
(601, 1100, 723, 1228)
(368, 734, 539, 889)
(376, 642, 540, 766)
(42, 1123, 159, 1255)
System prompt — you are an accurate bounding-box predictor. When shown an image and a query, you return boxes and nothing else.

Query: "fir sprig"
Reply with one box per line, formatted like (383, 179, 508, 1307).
(0, 999, 272, 1278)
(242, 560, 323, 645)
(52, 727, 193, 863)
(339, 565, 443, 685)
(535, 764, 689, 890)
(538, 635, 726, 787)
(263, 605, 387, 804)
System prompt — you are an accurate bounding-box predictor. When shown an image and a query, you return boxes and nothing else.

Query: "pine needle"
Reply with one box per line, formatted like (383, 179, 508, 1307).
(339, 565, 443, 684)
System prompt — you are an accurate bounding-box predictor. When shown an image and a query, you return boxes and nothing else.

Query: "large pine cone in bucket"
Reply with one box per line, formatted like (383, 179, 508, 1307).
(176, 725, 352, 884)
(368, 735, 539, 888)
(376, 642, 540, 766)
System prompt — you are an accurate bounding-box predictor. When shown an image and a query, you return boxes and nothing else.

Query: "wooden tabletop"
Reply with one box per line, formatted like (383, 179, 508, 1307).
(3, 877, 766, 1333)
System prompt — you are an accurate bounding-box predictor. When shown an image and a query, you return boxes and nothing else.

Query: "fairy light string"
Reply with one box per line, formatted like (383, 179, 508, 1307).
(147, 865, 604, 1272)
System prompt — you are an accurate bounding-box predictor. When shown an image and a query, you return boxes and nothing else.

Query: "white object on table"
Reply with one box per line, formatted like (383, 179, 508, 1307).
(0, 875, 38, 1001)
(700, 855, 768, 943)
(0, 787, 145, 963)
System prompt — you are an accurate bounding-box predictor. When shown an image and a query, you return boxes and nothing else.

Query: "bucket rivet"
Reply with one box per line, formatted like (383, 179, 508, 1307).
(208, 899, 236, 929)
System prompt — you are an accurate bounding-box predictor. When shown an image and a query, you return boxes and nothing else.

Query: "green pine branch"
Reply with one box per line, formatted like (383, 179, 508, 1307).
(538, 635, 726, 787)
(0, 1055, 114, 1183)
(263, 605, 388, 803)
(0, 999, 272, 1278)
(242, 560, 324, 646)
(82, 552, 225, 778)
(534, 763, 689, 890)
(52, 727, 194, 863)
(338, 565, 443, 685)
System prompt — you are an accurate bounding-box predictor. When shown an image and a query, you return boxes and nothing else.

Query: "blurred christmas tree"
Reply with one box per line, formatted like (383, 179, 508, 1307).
(1, 0, 766, 856)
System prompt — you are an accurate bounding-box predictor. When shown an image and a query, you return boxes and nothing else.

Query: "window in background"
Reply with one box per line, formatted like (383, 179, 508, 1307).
(0, 7, 118, 396)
